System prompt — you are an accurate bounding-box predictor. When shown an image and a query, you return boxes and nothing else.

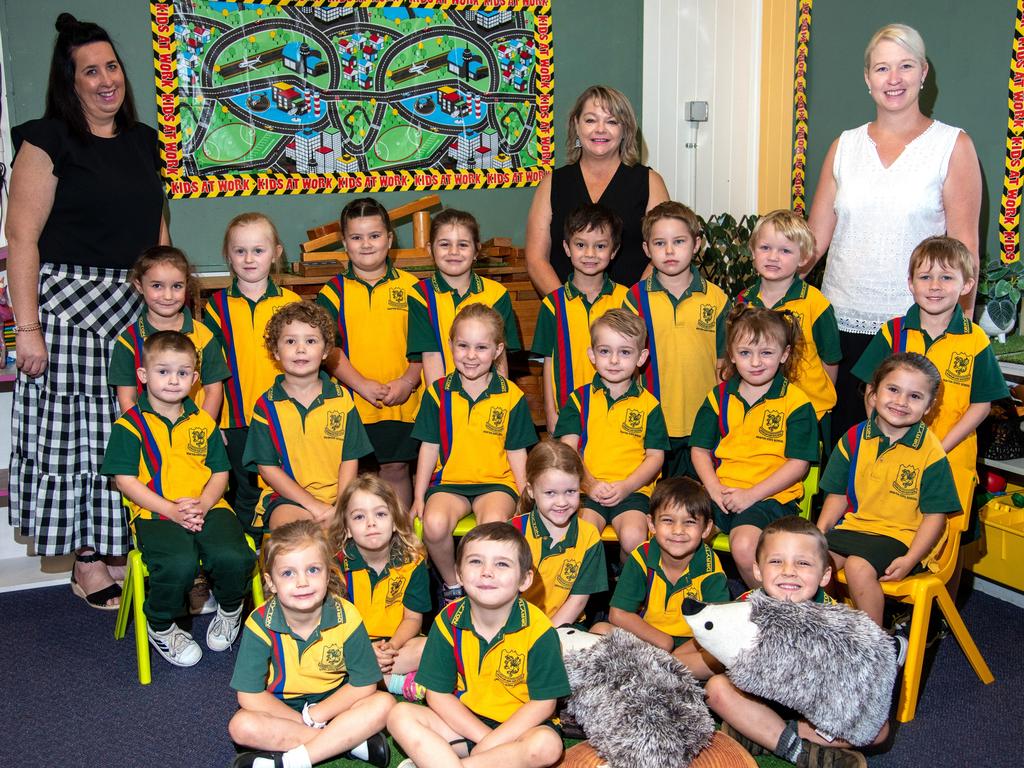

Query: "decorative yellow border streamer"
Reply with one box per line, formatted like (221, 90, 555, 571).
(790, 0, 811, 215)
(151, 1, 553, 199)
(1000, 0, 1024, 263)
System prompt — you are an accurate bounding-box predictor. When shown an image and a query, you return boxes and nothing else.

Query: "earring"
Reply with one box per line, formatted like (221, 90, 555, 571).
(574, 137, 581, 148)
(920, 82, 925, 90)
(867, 87, 871, 94)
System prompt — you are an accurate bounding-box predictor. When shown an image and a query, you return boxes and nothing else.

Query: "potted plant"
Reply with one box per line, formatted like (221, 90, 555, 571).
(698, 213, 760, 297)
(977, 257, 1024, 342)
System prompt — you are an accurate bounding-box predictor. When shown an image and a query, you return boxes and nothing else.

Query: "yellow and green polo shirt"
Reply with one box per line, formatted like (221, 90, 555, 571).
(101, 394, 230, 523)
(407, 271, 521, 375)
(530, 274, 629, 410)
(201, 278, 301, 429)
(739, 587, 835, 605)
(624, 268, 729, 437)
(411, 373, 538, 491)
(690, 373, 819, 504)
(230, 594, 381, 709)
(315, 260, 422, 426)
(416, 596, 570, 722)
(820, 416, 959, 568)
(610, 540, 729, 640)
(852, 304, 1008, 510)
(736, 278, 841, 419)
(553, 376, 670, 496)
(511, 509, 608, 617)
(109, 308, 230, 413)
(337, 541, 431, 640)
(244, 372, 373, 519)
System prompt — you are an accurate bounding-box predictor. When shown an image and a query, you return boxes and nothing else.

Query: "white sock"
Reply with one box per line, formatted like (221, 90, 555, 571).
(251, 758, 276, 768)
(348, 740, 370, 761)
(282, 745, 313, 768)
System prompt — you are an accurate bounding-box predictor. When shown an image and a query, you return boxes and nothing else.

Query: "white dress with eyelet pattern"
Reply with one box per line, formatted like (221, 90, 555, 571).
(821, 120, 962, 335)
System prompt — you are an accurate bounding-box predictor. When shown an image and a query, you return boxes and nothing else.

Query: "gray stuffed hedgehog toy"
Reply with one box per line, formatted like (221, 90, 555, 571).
(562, 628, 715, 768)
(685, 592, 897, 746)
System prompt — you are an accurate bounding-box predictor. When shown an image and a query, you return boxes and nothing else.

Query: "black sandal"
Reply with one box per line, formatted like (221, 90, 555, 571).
(70, 552, 122, 611)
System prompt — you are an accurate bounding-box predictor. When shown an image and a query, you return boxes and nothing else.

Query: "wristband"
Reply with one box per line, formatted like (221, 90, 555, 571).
(302, 701, 327, 729)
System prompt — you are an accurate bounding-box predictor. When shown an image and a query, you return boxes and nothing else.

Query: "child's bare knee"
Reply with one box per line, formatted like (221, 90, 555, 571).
(387, 702, 420, 735)
(703, 673, 736, 710)
(525, 727, 563, 766)
(227, 710, 258, 745)
(845, 557, 877, 581)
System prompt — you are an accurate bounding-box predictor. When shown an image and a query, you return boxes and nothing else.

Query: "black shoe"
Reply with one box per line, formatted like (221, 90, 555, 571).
(346, 732, 391, 768)
(719, 722, 766, 756)
(232, 751, 284, 768)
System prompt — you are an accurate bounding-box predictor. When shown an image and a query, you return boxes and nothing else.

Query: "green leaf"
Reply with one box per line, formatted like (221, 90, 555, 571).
(988, 298, 1017, 328)
(995, 281, 1013, 298)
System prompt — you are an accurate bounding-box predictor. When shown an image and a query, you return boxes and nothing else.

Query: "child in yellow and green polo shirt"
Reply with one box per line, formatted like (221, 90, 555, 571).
(316, 198, 424, 507)
(531, 203, 629, 431)
(243, 303, 373, 534)
(625, 201, 729, 480)
(102, 331, 254, 668)
(388, 523, 570, 768)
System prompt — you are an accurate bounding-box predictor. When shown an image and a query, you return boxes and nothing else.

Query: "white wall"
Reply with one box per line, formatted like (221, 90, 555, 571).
(642, 0, 761, 217)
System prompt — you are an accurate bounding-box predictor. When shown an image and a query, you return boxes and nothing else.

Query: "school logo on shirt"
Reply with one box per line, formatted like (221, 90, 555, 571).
(388, 287, 407, 310)
(325, 410, 347, 440)
(385, 575, 406, 607)
(758, 410, 784, 441)
(621, 408, 645, 436)
(555, 559, 581, 589)
(484, 406, 508, 435)
(892, 464, 921, 499)
(697, 304, 716, 331)
(496, 649, 526, 686)
(186, 428, 208, 456)
(318, 643, 347, 673)
(945, 352, 972, 385)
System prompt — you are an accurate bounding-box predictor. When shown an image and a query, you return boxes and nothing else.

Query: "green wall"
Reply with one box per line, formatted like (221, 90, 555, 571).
(803, 2, 1016, 264)
(1, 1, 644, 268)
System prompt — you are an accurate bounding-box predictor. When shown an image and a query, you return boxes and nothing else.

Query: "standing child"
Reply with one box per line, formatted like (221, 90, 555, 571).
(690, 305, 819, 586)
(607, 477, 728, 654)
(625, 201, 729, 479)
(554, 309, 669, 557)
(229, 520, 393, 768)
(851, 236, 1007, 519)
(818, 353, 960, 626)
(511, 440, 608, 627)
(101, 331, 254, 667)
(202, 213, 300, 533)
(411, 304, 538, 604)
(110, 246, 229, 420)
(316, 199, 423, 507)
(244, 302, 373, 532)
(387, 523, 570, 768)
(530, 203, 629, 431)
(330, 473, 430, 701)
(407, 209, 521, 383)
(737, 210, 841, 435)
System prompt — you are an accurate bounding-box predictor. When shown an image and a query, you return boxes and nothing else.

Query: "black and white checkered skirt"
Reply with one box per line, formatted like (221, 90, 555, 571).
(8, 264, 143, 556)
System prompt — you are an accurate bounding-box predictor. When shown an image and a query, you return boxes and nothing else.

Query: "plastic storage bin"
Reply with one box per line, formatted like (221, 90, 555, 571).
(964, 496, 1024, 591)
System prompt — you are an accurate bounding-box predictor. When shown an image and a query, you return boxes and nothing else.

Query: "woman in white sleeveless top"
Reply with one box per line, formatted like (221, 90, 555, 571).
(806, 23, 981, 446)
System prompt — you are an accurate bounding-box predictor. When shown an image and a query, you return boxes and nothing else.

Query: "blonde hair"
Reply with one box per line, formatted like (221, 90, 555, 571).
(749, 210, 816, 265)
(864, 23, 927, 70)
(517, 439, 585, 517)
(590, 307, 646, 349)
(262, 520, 343, 598)
(721, 304, 802, 382)
(908, 236, 976, 282)
(450, 302, 505, 346)
(566, 85, 640, 166)
(641, 201, 702, 243)
(222, 212, 285, 274)
(330, 473, 423, 566)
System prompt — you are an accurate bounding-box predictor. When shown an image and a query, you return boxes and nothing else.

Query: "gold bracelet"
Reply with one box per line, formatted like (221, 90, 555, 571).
(14, 322, 41, 333)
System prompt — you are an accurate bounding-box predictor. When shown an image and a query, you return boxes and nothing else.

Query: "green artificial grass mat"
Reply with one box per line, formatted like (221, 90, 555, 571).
(990, 333, 1024, 364)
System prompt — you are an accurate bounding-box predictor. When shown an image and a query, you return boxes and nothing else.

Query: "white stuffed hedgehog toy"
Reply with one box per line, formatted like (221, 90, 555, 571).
(684, 592, 898, 746)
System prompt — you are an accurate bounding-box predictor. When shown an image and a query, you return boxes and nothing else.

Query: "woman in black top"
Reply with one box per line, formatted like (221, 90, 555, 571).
(525, 85, 669, 294)
(5, 14, 167, 609)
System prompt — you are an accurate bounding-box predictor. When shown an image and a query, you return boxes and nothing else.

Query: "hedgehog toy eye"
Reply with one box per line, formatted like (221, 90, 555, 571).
(704, 621, 714, 630)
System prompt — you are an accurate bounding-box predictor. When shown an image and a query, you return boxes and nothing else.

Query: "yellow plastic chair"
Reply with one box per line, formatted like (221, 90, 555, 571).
(114, 534, 264, 685)
(836, 498, 994, 722)
(711, 464, 819, 553)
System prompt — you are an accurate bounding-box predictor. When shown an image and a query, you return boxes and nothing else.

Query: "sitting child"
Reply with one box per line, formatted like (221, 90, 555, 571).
(228, 520, 394, 768)
(606, 477, 729, 653)
(388, 523, 570, 768)
(705, 516, 887, 767)
(511, 440, 608, 627)
(331, 473, 430, 701)
(102, 331, 254, 667)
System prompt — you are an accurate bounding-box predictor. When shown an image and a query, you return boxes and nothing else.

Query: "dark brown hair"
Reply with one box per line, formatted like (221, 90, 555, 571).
(563, 203, 623, 250)
(641, 201, 702, 243)
(868, 352, 942, 406)
(649, 476, 713, 526)
(130, 245, 198, 312)
(263, 301, 335, 357)
(456, 522, 532, 578)
(517, 439, 585, 517)
(339, 197, 393, 237)
(429, 208, 480, 247)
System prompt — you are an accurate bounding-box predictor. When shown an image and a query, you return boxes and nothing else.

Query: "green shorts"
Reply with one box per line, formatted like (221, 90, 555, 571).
(663, 436, 697, 479)
(456, 714, 563, 751)
(825, 528, 924, 578)
(255, 491, 306, 532)
(583, 492, 650, 524)
(425, 483, 518, 502)
(364, 420, 418, 464)
(713, 498, 800, 533)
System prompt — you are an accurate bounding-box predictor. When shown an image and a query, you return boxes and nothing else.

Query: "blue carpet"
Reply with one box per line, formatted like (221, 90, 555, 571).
(0, 583, 1018, 767)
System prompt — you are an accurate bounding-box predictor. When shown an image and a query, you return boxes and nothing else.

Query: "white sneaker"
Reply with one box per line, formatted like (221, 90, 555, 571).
(148, 623, 203, 667)
(207, 604, 244, 651)
(396, 760, 418, 768)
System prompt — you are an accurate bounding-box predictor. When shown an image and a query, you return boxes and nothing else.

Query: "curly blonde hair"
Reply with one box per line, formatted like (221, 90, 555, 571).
(330, 473, 424, 565)
(262, 520, 343, 598)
